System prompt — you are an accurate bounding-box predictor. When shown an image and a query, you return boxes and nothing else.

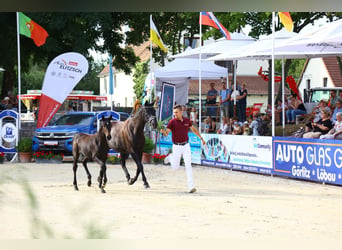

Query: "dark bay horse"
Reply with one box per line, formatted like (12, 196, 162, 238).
(72, 115, 112, 193)
(106, 102, 157, 188)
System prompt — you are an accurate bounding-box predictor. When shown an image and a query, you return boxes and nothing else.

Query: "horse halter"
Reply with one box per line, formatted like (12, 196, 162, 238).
(142, 106, 157, 128)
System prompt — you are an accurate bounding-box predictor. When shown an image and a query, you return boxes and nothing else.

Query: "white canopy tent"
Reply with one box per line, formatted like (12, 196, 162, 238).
(271, 19, 342, 54)
(207, 27, 342, 135)
(154, 57, 228, 105)
(171, 32, 256, 59)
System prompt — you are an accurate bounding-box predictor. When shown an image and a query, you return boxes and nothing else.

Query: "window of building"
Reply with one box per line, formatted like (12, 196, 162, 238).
(323, 77, 328, 87)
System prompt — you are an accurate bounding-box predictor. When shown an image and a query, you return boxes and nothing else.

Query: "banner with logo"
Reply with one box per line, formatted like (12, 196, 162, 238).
(0, 110, 19, 153)
(37, 52, 89, 128)
(158, 131, 202, 164)
(201, 134, 273, 174)
(273, 136, 342, 185)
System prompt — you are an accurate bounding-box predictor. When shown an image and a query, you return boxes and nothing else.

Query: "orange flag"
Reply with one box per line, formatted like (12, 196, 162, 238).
(279, 12, 294, 32)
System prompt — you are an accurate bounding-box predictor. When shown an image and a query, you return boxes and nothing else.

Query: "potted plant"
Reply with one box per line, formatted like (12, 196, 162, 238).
(142, 136, 155, 164)
(33, 151, 64, 163)
(0, 152, 4, 164)
(17, 137, 33, 163)
(107, 154, 121, 164)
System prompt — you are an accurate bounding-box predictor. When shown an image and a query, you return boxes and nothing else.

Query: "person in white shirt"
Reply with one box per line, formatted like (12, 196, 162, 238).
(216, 117, 229, 134)
(320, 112, 342, 139)
(190, 106, 197, 125)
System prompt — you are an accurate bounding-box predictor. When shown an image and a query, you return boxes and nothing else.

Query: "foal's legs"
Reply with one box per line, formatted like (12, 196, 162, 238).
(120, 153, 132, 184)
(94, 156, 107, 193)
(81, 158, 92, 187)
(130, 152, 150, 188)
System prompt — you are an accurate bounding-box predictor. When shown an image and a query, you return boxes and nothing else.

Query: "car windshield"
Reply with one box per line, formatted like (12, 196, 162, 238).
(54, 114, 94, 126)
(311, 90, 331, 103)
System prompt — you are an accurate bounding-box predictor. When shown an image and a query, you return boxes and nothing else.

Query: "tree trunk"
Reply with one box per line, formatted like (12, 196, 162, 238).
(1, 69, 15, 99)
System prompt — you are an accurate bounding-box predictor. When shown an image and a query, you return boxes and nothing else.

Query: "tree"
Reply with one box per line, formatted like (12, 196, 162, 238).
(132, 60, 149, 101)
(0, 12, 151, 99)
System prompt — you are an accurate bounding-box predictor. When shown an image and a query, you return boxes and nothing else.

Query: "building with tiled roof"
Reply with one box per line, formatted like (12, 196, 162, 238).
(98, 41, 150, 108)
(188, 75, 289, 109)
(298, 56, 342, 96)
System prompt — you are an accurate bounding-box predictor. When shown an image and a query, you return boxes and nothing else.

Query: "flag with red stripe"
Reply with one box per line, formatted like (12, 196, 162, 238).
(200, 12, 231, 40)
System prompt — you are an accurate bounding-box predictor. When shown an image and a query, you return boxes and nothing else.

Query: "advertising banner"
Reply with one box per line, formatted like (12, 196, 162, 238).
(158, 132, 201, 164)
(37, 52, 89, 128)
(201, 134, 273, 174)
(159, 82, 175, 121)
(273, 136, 342, 185)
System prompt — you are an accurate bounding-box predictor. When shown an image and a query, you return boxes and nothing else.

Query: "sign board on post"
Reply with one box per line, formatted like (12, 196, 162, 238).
(160, 82, 175, 121)
(0, 110, 19, 156)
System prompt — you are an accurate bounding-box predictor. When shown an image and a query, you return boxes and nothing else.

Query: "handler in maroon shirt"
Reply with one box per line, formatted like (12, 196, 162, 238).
(161, 104, 206, 193)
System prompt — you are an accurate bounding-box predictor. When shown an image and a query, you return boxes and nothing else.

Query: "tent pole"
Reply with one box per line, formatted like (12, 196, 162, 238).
(199, 12, 202, 132)
(282, 57, 285, 135)
(271, 12, 275, 137)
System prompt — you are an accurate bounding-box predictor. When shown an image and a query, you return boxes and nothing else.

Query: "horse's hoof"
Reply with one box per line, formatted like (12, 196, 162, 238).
(144, 184, 150, 189)
(101, 189, 106, 193)
(74, 186, 79, 191)
(87, 181, 92, 187)
(128, 179, 134, 185)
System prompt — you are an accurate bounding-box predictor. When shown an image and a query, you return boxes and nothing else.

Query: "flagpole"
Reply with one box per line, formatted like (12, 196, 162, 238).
(150, 15, 153, 103)
(16, 12, 21, 132)
(199, 12, 202, 132)
(271, 12, 275, 136)
(109, 55, 113, 111)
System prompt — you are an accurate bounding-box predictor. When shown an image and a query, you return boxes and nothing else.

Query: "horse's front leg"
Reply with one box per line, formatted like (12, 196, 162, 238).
(82, 159, 92, 187)
(120, 153, 132, 184)
(130, 153, 149, 188)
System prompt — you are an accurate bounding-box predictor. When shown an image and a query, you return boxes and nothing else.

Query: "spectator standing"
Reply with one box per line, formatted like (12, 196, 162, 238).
(328, 90, 339, 111)
(238, 83, 248, 122)
(206, 82, 218, 117)
(229, 84, 241, 120)
(219, 82, 230, 121)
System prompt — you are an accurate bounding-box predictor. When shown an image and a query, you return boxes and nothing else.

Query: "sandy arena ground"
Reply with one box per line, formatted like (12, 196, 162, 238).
(0, 159, 342, 240)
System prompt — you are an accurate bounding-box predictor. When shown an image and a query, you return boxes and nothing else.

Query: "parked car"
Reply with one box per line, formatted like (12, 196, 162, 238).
(32, 110, 129, 155)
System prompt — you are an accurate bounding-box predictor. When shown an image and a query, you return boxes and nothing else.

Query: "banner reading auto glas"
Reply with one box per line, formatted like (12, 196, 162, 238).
(37, 52, 88, 128)
(273, 136, 342, 185)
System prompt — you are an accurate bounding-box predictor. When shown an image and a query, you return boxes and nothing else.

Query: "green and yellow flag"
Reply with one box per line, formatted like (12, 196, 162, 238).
(19, 12, 49, 47)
